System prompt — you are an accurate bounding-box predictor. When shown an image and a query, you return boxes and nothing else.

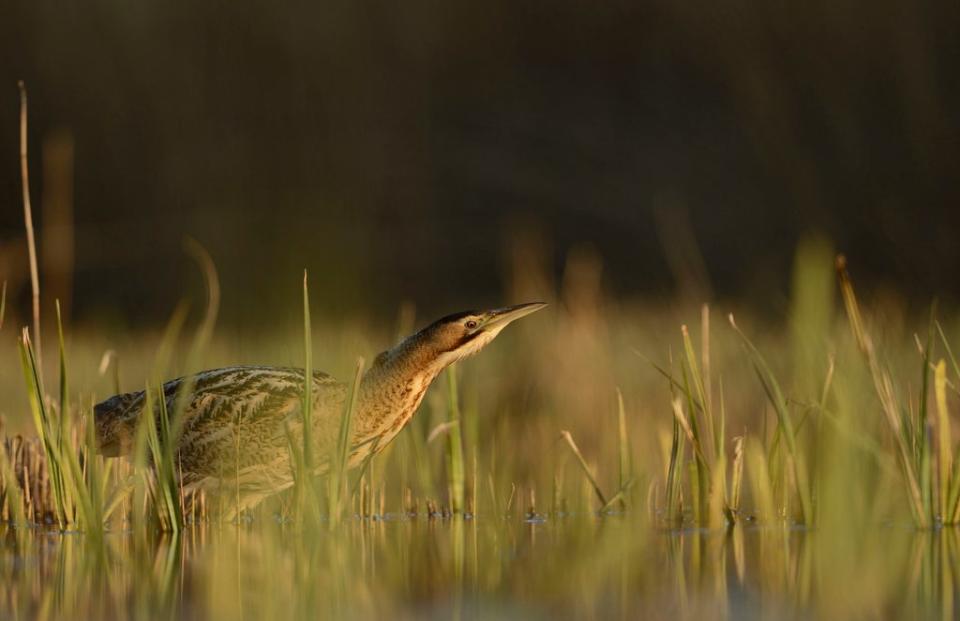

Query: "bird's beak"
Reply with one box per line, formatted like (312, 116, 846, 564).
(482, 302, 548, 331)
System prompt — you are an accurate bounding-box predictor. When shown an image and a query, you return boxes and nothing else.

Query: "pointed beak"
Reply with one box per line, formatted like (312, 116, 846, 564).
(482, 302, 548, 331)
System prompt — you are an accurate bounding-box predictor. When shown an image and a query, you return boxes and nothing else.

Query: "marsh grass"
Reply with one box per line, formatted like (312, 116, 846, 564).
(5, 242, 960, 618)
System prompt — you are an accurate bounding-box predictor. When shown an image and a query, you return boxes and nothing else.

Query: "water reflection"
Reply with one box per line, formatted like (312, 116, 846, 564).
(1, 518, 958, 619)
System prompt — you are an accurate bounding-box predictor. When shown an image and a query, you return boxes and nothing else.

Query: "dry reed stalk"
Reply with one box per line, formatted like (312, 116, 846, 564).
(836, 255, 927, 527)
(18, 81, 42, 367)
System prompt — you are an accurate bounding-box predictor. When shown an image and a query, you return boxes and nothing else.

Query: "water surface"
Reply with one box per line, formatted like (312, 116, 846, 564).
(1, 515, 953, 620)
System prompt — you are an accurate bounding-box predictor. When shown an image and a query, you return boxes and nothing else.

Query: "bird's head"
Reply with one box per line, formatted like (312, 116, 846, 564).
(360, 302, 547, 421)
(404, 302, 548, 371)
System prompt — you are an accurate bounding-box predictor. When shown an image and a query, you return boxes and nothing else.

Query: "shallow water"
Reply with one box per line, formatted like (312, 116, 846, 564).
(1, 514, 956, 620)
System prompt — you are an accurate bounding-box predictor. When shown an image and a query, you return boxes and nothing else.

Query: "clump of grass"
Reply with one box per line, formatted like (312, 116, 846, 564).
(837, 256, 931, 527)
(729, 314, 813, 524)
(0, 434, 26, 528)
(19, 327, 72, 528)
(644, 307, 740, 526)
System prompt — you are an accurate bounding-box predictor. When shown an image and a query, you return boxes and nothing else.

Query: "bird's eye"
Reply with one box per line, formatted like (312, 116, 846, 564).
(465, 320, 478, 330)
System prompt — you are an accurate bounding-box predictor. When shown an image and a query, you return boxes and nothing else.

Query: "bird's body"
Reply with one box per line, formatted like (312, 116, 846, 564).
(94, 303, 545, 511)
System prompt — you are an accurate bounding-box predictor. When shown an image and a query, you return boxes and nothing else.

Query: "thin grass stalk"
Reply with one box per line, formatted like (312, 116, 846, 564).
(285, 272, 318, 524)
(670, 398, 709, 471)
(682, 325, 713, 460)
(937, 322, 960, 382)
(717, 377, 729, 523)
(648, 349, 693, 523)
(949, 455, 960, 525)
(680, 359, 710, 521)
(284, 420, 313, 526)
(87, 410, 121, 525)
(836, 255, 927, 527)
(153, 388, 180, 530)
(729, 435, 745, 518)
(917, 309, 938, 522)
(666, 416, 684, 524)
(560, 430, 608, 508)
(302, 271, 314, 472)
(639, 351, 705, 414)
(128, 392, 154, 530)
(616, 388, 633, 506)
(934, 325, 960, 522)
(445, 365, 465, 514)
(55, 301, 70, 520)
(702, 305, 715, 442)
(328, 358, 364, 524)
(934, 360, 952, 522)
(18, 81, 41, 366)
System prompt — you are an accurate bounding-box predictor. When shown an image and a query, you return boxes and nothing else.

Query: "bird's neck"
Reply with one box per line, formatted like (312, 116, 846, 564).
(354, 335, 447, 443)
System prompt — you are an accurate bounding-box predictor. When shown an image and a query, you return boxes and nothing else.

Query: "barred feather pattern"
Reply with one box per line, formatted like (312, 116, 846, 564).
(93, 358, 439, 503)
(95, 366, 350, 495)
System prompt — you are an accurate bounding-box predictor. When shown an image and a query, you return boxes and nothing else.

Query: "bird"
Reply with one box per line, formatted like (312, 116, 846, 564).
(93, 302, 546, 511)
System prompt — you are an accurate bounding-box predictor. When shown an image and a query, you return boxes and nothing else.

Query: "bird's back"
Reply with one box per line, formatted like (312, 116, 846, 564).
(94, 366, 348, 483)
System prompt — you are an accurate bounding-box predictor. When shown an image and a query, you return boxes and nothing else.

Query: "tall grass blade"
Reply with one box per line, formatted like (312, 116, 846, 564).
(560, 430, 608, 508)
(616, 388, 632, 506)
(665, 415, 684, 525)
(836, 255, 927, 527)
(671, 398, 709, 471)
(730, 435, 745, 518)
(728, 314, 812, 524)
(302, 271, 314, 472)
(934, 360, 952, 521)
(328, 358, 364, 524)
(446, 365, 465, 514)
(916, 307, 938, 520)
(18, 81, 42, 368)
(682, 325, 712, 457)
(936, 321, 960, 384)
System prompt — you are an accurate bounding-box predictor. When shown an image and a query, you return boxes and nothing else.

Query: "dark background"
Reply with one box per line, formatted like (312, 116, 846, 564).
(1, 1, 958, 328)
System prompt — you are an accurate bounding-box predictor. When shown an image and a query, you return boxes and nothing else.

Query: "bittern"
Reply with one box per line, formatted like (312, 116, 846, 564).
(94, 303, 546, 510)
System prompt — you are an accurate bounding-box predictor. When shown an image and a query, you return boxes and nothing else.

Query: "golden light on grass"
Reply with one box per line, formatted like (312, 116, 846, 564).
(1, 246, 960, 618)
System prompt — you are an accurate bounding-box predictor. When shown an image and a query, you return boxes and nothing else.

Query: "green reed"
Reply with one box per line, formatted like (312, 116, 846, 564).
(5, 239, 960, 619)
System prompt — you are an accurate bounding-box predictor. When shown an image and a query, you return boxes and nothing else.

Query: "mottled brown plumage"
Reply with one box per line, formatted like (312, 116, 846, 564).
(94, 303, 545, 510)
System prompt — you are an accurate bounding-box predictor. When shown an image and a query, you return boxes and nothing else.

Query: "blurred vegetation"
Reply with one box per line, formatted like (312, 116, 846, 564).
(2, 239, 960, 618)
(1, 0, 958, 326)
